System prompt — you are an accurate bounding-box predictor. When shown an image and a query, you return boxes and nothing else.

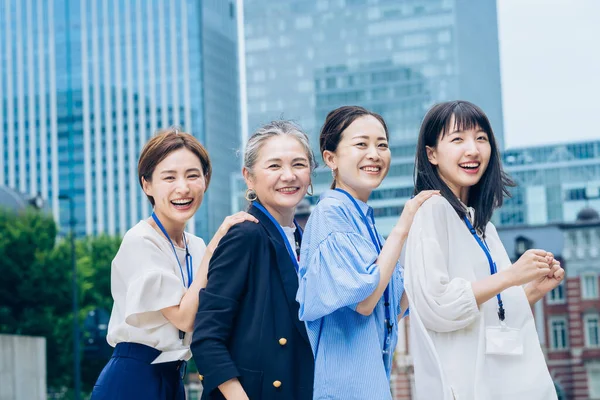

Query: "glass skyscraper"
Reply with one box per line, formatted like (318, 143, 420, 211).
(499, 140, 600, 227)
(0, 0, 241, 239)
(238, 0, 504, 235)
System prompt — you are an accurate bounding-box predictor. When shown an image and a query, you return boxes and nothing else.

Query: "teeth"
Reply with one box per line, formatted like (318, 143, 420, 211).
(172, 199, 192, 205)
(362, 166, 380, 172)
(278, 188, 297, 193)
(460, 163, 479, 168)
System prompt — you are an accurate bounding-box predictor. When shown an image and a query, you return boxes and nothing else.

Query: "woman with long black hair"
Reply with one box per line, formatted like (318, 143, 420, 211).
(405, 101, 564, 400)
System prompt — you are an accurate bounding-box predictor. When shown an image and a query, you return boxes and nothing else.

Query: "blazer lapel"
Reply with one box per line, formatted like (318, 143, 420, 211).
(250, 205, 310, 345)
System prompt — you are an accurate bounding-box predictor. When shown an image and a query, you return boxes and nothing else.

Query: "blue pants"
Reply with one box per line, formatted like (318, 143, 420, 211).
(91, 342, 187, 400)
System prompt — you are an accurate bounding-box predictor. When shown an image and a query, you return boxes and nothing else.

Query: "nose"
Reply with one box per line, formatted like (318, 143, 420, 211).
(281, 166, 296, 181)
(464, 138, 480, 156)
(367, 144, 381, 160)
(175, 177, 191, 193)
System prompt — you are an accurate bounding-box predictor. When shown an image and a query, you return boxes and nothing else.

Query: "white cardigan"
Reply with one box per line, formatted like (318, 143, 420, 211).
(405, 196, 556, 400)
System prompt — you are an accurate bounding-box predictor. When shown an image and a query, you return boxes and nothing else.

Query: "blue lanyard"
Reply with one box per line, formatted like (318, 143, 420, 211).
(151, 212, 193, 288)
(334, 188, 394, 352)
(252, 202, 303, 273)
(463, 216, 506, 321)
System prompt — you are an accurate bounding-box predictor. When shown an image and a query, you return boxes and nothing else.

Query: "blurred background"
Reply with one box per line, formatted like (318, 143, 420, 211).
(0, 0, 599, 399)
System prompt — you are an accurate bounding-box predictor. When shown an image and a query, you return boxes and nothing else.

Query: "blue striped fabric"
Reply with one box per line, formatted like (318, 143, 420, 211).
(296, 189, 404, 400)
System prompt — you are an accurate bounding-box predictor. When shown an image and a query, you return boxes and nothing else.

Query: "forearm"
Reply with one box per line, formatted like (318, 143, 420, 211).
(218, 379, 249, 400)
(356, 228, 406, 316)
(471, 269, 514, 306)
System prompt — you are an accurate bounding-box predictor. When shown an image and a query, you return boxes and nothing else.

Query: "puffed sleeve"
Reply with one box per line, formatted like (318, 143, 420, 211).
(113, 233, 185, 329)
(297, 230, 380, 322)
(404, 198, 479, 332)
(191, 222, 258, 395)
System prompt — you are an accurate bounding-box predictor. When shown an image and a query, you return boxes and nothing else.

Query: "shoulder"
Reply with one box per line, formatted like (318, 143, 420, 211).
(414, 195, 455, 220)
(218, 220, 266, 250)
(119, 221, 162, 250)
(309, 195, 354, 228)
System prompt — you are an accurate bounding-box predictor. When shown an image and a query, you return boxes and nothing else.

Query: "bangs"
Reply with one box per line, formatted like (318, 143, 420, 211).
(440, 101, 492, 139)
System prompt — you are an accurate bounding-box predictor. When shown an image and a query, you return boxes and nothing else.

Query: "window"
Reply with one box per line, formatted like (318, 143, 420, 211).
(587, 365, 600, 399)
(549, 317, 569, 350)
(585, 315, 600, 348)
(582, 274, 599, 299)
(548, 281, 566, 304)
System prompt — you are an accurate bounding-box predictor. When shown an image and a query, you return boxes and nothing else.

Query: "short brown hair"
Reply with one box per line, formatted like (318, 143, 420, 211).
(138, 127, 212, 205)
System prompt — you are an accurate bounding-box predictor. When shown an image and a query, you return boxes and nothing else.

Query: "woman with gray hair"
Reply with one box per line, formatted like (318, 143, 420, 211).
(191, 121, 316, 400)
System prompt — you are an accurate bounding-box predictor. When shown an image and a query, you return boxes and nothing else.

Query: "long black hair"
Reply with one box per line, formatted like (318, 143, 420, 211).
(413, 100, 515, 234)
(320, 105, 389, 189)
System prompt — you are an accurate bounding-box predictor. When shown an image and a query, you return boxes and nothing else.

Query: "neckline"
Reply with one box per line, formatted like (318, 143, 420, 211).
(140, 219, 189, 251)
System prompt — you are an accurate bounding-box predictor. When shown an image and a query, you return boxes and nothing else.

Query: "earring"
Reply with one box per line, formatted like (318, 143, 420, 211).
(307, 183, 314, 196)
(331, 169, 337, 178)
(245, 188, 258, 201)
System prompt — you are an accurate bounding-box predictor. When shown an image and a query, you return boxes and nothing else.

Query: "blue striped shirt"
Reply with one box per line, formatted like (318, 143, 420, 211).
(296, 189, 405, 400)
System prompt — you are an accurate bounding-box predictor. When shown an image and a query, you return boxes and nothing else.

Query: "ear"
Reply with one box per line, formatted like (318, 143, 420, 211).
(322, 150, 337, 171)
(242, 167, 253, 188)
(141, 177, 153, 197)
(425, 146, 438, 166)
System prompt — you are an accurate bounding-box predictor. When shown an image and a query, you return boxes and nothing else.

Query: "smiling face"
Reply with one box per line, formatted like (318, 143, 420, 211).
(243, 135, 312, 226)
(142, 147, 205, 229)
(323, 115, 391, 202)
(426, 115, 492, 202)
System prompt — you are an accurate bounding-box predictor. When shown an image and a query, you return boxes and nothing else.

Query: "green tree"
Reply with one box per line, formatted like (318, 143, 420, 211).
(0, 208, 121, 398)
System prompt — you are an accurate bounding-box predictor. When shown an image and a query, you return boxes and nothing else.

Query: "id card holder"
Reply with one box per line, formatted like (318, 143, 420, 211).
(485, 323, 523, 356)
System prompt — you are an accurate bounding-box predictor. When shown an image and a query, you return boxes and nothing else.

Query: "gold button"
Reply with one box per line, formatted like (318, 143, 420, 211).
(198, 374, 204, 381)
(279, 338, 287, 346)
(273, 380, 282, 388)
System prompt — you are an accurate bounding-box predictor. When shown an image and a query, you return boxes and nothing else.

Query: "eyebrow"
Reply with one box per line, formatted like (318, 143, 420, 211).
(264, 157, 309, 163)
(159, 168, 202, 174)
(352, 134, 388, 141)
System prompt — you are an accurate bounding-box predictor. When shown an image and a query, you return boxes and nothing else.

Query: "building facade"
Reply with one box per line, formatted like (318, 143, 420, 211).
(0, 0, 241, 239)
(238, 0, 504, 236)
(498, 140, 600, 228)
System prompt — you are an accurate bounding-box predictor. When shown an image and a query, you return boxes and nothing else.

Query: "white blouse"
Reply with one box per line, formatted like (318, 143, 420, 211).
(404, 196, 556, 400)
(106, 220, 206, 362)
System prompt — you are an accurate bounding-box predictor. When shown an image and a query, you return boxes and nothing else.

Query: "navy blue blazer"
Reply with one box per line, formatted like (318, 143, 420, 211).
(191, 205, 314, 400)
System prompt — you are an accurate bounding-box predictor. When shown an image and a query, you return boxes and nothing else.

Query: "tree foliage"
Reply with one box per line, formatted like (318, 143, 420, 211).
(0, 208, 121, 397)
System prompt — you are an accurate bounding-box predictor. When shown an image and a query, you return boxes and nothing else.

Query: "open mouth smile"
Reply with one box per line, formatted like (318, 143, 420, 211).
(459, 162, 480, 174)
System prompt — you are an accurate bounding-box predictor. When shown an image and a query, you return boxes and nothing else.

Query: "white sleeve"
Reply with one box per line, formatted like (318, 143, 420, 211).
(405, 199, 479, 333)
(113, 233, 185, 329)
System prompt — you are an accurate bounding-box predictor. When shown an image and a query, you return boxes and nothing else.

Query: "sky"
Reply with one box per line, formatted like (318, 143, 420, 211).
(497, 0, 600, 149)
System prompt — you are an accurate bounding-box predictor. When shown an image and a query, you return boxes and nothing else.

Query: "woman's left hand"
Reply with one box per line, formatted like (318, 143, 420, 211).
(526, 253, 565, 301)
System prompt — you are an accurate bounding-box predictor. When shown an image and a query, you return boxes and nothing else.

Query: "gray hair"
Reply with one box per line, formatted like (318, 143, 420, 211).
(243, 120, 318, 174)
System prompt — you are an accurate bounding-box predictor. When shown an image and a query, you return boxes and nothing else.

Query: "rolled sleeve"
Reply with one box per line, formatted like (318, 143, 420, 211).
(297, 231, 380, 322)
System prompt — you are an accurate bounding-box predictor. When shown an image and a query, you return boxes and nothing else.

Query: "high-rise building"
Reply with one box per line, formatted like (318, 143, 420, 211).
(0, 0, 241, 239)
(238, 0, 505, 239)
(498, 140, 600, 227)
(244, 0, 504, 148)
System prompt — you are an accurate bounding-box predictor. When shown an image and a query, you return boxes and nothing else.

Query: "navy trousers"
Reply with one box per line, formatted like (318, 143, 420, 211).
(91, 342, 187, 400)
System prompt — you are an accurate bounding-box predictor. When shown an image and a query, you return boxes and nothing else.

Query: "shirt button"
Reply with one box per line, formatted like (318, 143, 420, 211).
(273, 380, 282, 388)
(279, 338, 287, 346)
(198, 374, 204, 381)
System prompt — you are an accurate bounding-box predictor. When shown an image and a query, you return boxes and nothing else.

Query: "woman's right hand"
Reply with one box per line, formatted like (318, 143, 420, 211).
(506, 249, 552, 287)
(392, 190, 440, 238)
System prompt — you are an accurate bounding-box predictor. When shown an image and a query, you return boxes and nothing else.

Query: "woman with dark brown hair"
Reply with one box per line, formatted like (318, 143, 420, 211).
(91, 128, 256, 400)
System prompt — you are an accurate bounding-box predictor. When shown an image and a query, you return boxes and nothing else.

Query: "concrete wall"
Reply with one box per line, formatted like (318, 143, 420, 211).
(0, 334, 46, 400)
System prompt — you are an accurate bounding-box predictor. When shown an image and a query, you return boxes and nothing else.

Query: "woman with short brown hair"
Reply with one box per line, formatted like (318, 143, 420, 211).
(92, 127, 256, 400)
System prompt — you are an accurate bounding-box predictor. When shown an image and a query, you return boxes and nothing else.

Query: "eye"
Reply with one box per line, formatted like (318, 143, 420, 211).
(268, 164, 280, 169)
(188, 174, 200, 179)
(164, 176, 175, 181)
(378, 142, 389, 149)
(355, 142, 367, 148)
(294, 162, 308, 168)
(451, 137, 462, 143)
(477, 135, 489, 141)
